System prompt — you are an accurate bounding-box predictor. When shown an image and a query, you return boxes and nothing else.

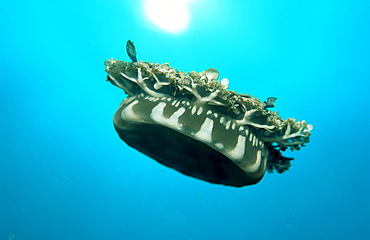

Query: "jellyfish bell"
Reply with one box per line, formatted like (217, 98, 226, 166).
(104, 42, 313, 187)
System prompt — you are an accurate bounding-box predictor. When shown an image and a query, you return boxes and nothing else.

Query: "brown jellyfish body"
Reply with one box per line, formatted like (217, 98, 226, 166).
(104, 43, 313, 187)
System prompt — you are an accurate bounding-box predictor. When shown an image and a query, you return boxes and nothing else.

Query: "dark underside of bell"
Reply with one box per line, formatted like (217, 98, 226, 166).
(114, 122, 265, 187)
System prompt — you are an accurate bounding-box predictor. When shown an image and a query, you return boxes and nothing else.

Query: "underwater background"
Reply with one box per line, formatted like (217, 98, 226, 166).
(1, 0, 369, 239)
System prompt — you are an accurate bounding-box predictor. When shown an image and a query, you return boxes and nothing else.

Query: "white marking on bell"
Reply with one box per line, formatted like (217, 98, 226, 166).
(213, 113, 219, 118)
(194, 118, 214, 143)
(171, 100, 177, 106)
(226, 135, 246, 161)
(252, 135, 256, 146)
(231, 122, 236, 130)
(225, 120, 231, 130)
(175, 101, 181, 107)
(220, 116, 226, 124)
(206, 110, 212, 115)
(169, 107, 186, 129)
(239, 126, 244, 132)
(191, 105, 197, 115)
(197, 107, 203, 115)
(215, 142, 224, 149)
(185, 102, 190, 106)
(167, 98, 172, 101)
(121, 100, 141, 121)
(249, 133, 253, 142)
(150, 102, 185, 130)
(245, 150, 262, 173)
(150, 102, 167, 123)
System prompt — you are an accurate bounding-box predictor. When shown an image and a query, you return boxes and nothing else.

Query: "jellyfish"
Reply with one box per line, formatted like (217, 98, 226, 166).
(104, 41, 313, 187)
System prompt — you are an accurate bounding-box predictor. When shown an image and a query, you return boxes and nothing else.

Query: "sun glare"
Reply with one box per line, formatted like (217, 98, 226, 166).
(143, 0, 193, 34)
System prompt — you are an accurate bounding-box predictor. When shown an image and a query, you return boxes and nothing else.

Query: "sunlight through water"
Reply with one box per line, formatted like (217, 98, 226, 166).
(142, 0, 194, 34)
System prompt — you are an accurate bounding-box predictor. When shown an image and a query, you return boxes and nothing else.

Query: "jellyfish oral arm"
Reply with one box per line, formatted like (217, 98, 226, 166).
(261, 120, 313, 150)
(120, 69, 166, 98)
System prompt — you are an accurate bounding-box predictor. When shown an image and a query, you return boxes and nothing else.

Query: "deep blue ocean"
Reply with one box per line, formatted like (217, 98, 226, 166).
(1, 0, 369, 239)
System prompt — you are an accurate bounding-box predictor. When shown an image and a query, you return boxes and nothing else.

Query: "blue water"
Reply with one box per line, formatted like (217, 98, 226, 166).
(1, 0, 369, 239)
